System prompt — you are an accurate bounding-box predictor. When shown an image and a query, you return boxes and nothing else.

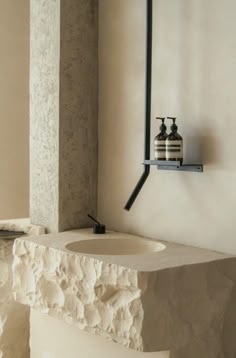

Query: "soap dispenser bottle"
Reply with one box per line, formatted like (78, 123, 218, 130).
(166, 117, 183, 164)
(154, 117, 168, 161)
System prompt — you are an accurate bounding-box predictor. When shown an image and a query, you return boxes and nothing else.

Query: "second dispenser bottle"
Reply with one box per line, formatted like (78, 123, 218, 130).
(154, 117, 183, 164)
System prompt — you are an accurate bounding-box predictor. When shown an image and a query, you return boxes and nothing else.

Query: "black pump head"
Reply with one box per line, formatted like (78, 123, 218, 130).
(167, 117, 178, 132)
(156, 116, 165, 122)
(156, 117, 166, 133)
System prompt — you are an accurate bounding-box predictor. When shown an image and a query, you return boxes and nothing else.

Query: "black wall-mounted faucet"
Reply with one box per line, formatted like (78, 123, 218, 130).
(124, 0, 153, 210)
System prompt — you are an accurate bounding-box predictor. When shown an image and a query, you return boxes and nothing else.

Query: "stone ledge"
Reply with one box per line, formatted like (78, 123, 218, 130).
(0, 218, 45, 236)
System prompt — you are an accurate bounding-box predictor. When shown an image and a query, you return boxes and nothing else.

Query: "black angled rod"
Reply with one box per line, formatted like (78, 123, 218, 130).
(124, 0, 153, 211)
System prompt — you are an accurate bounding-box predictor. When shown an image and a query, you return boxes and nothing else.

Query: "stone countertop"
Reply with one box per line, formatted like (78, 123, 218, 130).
(0, 218, 45, 237)
(12, 229, 236, 357)
(18, 228, 233, 272)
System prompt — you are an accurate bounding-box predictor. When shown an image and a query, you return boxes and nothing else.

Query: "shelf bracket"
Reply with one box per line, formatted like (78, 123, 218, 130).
(144, 160, 203, 172)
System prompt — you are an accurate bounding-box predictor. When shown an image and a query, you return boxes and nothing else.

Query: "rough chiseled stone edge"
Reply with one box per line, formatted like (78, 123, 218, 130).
(13, 239, 145, 351)
(0, 222, 45, 358)
(0, 240, 30, 358)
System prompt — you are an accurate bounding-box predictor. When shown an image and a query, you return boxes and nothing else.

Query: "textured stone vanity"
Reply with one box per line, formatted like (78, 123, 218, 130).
(0, 219, 44, 358)
(13, 229, 236, 358)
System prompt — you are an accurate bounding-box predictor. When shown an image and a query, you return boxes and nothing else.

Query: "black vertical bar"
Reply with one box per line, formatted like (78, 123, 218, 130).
(145, 0, 152, 161)
(124, 0, 153, 210)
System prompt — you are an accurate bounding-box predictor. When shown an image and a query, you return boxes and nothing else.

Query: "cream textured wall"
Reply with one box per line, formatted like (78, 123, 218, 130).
(0, 0, 29, 218)
(98, 0, 236, 255)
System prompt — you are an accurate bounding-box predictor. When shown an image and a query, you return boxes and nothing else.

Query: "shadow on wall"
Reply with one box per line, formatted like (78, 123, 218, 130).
(175, 0, 223, 168)
(184, 128, 218, 166)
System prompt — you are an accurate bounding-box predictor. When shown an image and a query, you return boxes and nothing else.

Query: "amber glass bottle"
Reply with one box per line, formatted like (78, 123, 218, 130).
(166, 117, 183, 164)
(154, 117, 168, 160)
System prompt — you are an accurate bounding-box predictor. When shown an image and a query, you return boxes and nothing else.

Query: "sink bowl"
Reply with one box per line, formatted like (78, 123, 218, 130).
(65, 237, 165, 256)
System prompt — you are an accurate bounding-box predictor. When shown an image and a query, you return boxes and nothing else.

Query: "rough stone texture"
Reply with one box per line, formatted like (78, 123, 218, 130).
(12, 229, 236, 357)
(30, 0, 60, 233)
(30, 0, 98, 233)
(0, 240, 29, 358)
(13, 240, 143, 351)
(0, 218, 45, 237)
(0, 219, 45, 358)
(141, 261, 236, 358)
(59, 0, 98, 231)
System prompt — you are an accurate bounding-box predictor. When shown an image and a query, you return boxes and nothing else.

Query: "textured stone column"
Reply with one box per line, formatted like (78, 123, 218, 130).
(30, 0, 98, 232)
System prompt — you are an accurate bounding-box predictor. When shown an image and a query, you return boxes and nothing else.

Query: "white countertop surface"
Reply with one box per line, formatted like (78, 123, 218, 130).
(23, 228, 233, 272)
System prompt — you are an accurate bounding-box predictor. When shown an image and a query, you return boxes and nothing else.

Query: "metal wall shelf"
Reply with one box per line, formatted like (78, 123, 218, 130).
(144, 160, 203, 172)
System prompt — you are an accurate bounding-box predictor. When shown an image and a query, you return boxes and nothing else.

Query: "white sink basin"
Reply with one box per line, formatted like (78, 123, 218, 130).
(65, 237, 165, 256)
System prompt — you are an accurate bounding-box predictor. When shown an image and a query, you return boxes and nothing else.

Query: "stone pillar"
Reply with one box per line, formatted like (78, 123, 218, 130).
(30, 0, 98, 233)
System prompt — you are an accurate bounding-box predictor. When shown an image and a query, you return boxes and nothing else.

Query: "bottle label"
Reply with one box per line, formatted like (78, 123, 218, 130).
(154, 140, 166, 160)
(166, 140, 183, 160)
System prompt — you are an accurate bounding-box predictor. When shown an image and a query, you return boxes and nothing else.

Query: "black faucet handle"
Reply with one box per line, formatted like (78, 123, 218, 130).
(88, 214, 106, 234)
(88, 214, 101, 225)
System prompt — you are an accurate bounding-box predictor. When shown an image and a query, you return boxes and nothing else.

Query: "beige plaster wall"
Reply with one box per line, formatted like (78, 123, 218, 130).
(98, 0, 236, 254)
(0, 0, 29, 218)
